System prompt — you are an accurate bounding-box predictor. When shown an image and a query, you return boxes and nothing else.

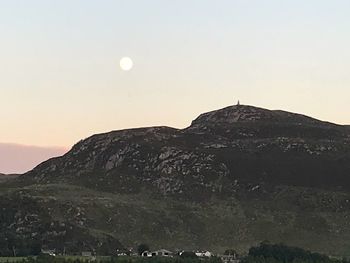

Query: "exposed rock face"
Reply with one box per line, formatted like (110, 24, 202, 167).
(2, 104, 350, 255)
(191, 105, 322, 124)
(22, 105, 350, 195)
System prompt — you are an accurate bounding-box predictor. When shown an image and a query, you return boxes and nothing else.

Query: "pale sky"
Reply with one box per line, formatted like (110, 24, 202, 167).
(0, 143, 66, 174)
(1, 0, 350, 152)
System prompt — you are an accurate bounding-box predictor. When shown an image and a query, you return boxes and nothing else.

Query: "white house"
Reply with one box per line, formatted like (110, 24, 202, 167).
(219, 255, 240, 263)
(195, 251, 212, 257)
(142, 249, 173, 257)
(41, 249, 56, 257)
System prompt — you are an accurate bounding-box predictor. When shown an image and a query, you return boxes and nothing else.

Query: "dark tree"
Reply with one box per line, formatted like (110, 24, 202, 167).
(224, 249, 237, 256)
(248, 242, 330, 263)
(137, 243, 150, 255)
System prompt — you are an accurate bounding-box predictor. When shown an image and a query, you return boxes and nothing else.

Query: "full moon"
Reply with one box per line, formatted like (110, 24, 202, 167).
(120, 57, 133, 71)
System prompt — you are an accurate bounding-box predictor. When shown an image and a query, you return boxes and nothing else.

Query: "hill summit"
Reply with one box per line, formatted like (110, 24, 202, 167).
(192, 104, 320, 124)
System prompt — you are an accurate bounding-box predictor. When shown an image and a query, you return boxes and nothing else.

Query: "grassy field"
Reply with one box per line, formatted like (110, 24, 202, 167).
(2, 183, 350, 256)
(0, 256, 113, 262)
(0, 257, 27, 262)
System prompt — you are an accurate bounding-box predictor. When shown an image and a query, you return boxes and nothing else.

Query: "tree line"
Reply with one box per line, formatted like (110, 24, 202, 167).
(242, 242, 348, 263)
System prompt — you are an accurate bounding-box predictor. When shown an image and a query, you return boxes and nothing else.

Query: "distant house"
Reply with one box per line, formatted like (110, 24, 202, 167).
(81, 251, 92, 257)
(142, 249, 173, 257)
(195, 251, 212, 257)
(219, 255, 240, 263)
(142, 251, 151, 257)
(41, 249, 56, 257)
(116, 249, 131, 256)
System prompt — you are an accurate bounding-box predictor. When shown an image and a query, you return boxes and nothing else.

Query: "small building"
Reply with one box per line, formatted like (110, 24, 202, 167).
(41, 249, 56, 257)
(195, 251, 212, 257)
(81, 251, 92, 257)
(116, 249, 130, 256)
(142, 251, 151, 257)
(219, 255, 240, 263)
(142, 249, 173, 257)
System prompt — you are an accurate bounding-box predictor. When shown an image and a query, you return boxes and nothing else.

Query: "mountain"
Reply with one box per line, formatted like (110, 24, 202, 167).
(1, 104, 350, 256)
(0, 173, 5, 182)
(0, 173, 18, 183)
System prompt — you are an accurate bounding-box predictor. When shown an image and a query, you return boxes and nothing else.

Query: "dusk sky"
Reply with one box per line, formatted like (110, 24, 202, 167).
(1, 0, 350, 173)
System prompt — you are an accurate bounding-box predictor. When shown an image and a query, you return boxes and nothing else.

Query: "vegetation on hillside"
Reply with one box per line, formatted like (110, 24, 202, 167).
(242, 243, 348, 263)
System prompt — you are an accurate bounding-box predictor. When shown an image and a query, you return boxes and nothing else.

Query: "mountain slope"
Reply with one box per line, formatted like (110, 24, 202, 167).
(2, 104, 350, 256)
(21, 105, 350, 194)
(0, 173, 18, 183)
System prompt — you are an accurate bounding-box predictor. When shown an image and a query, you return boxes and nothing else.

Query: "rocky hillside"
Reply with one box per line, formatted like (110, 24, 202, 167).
(21, 104, 350, 194)
(2, 104, 350, 256)
(0, 173, 18, 183)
